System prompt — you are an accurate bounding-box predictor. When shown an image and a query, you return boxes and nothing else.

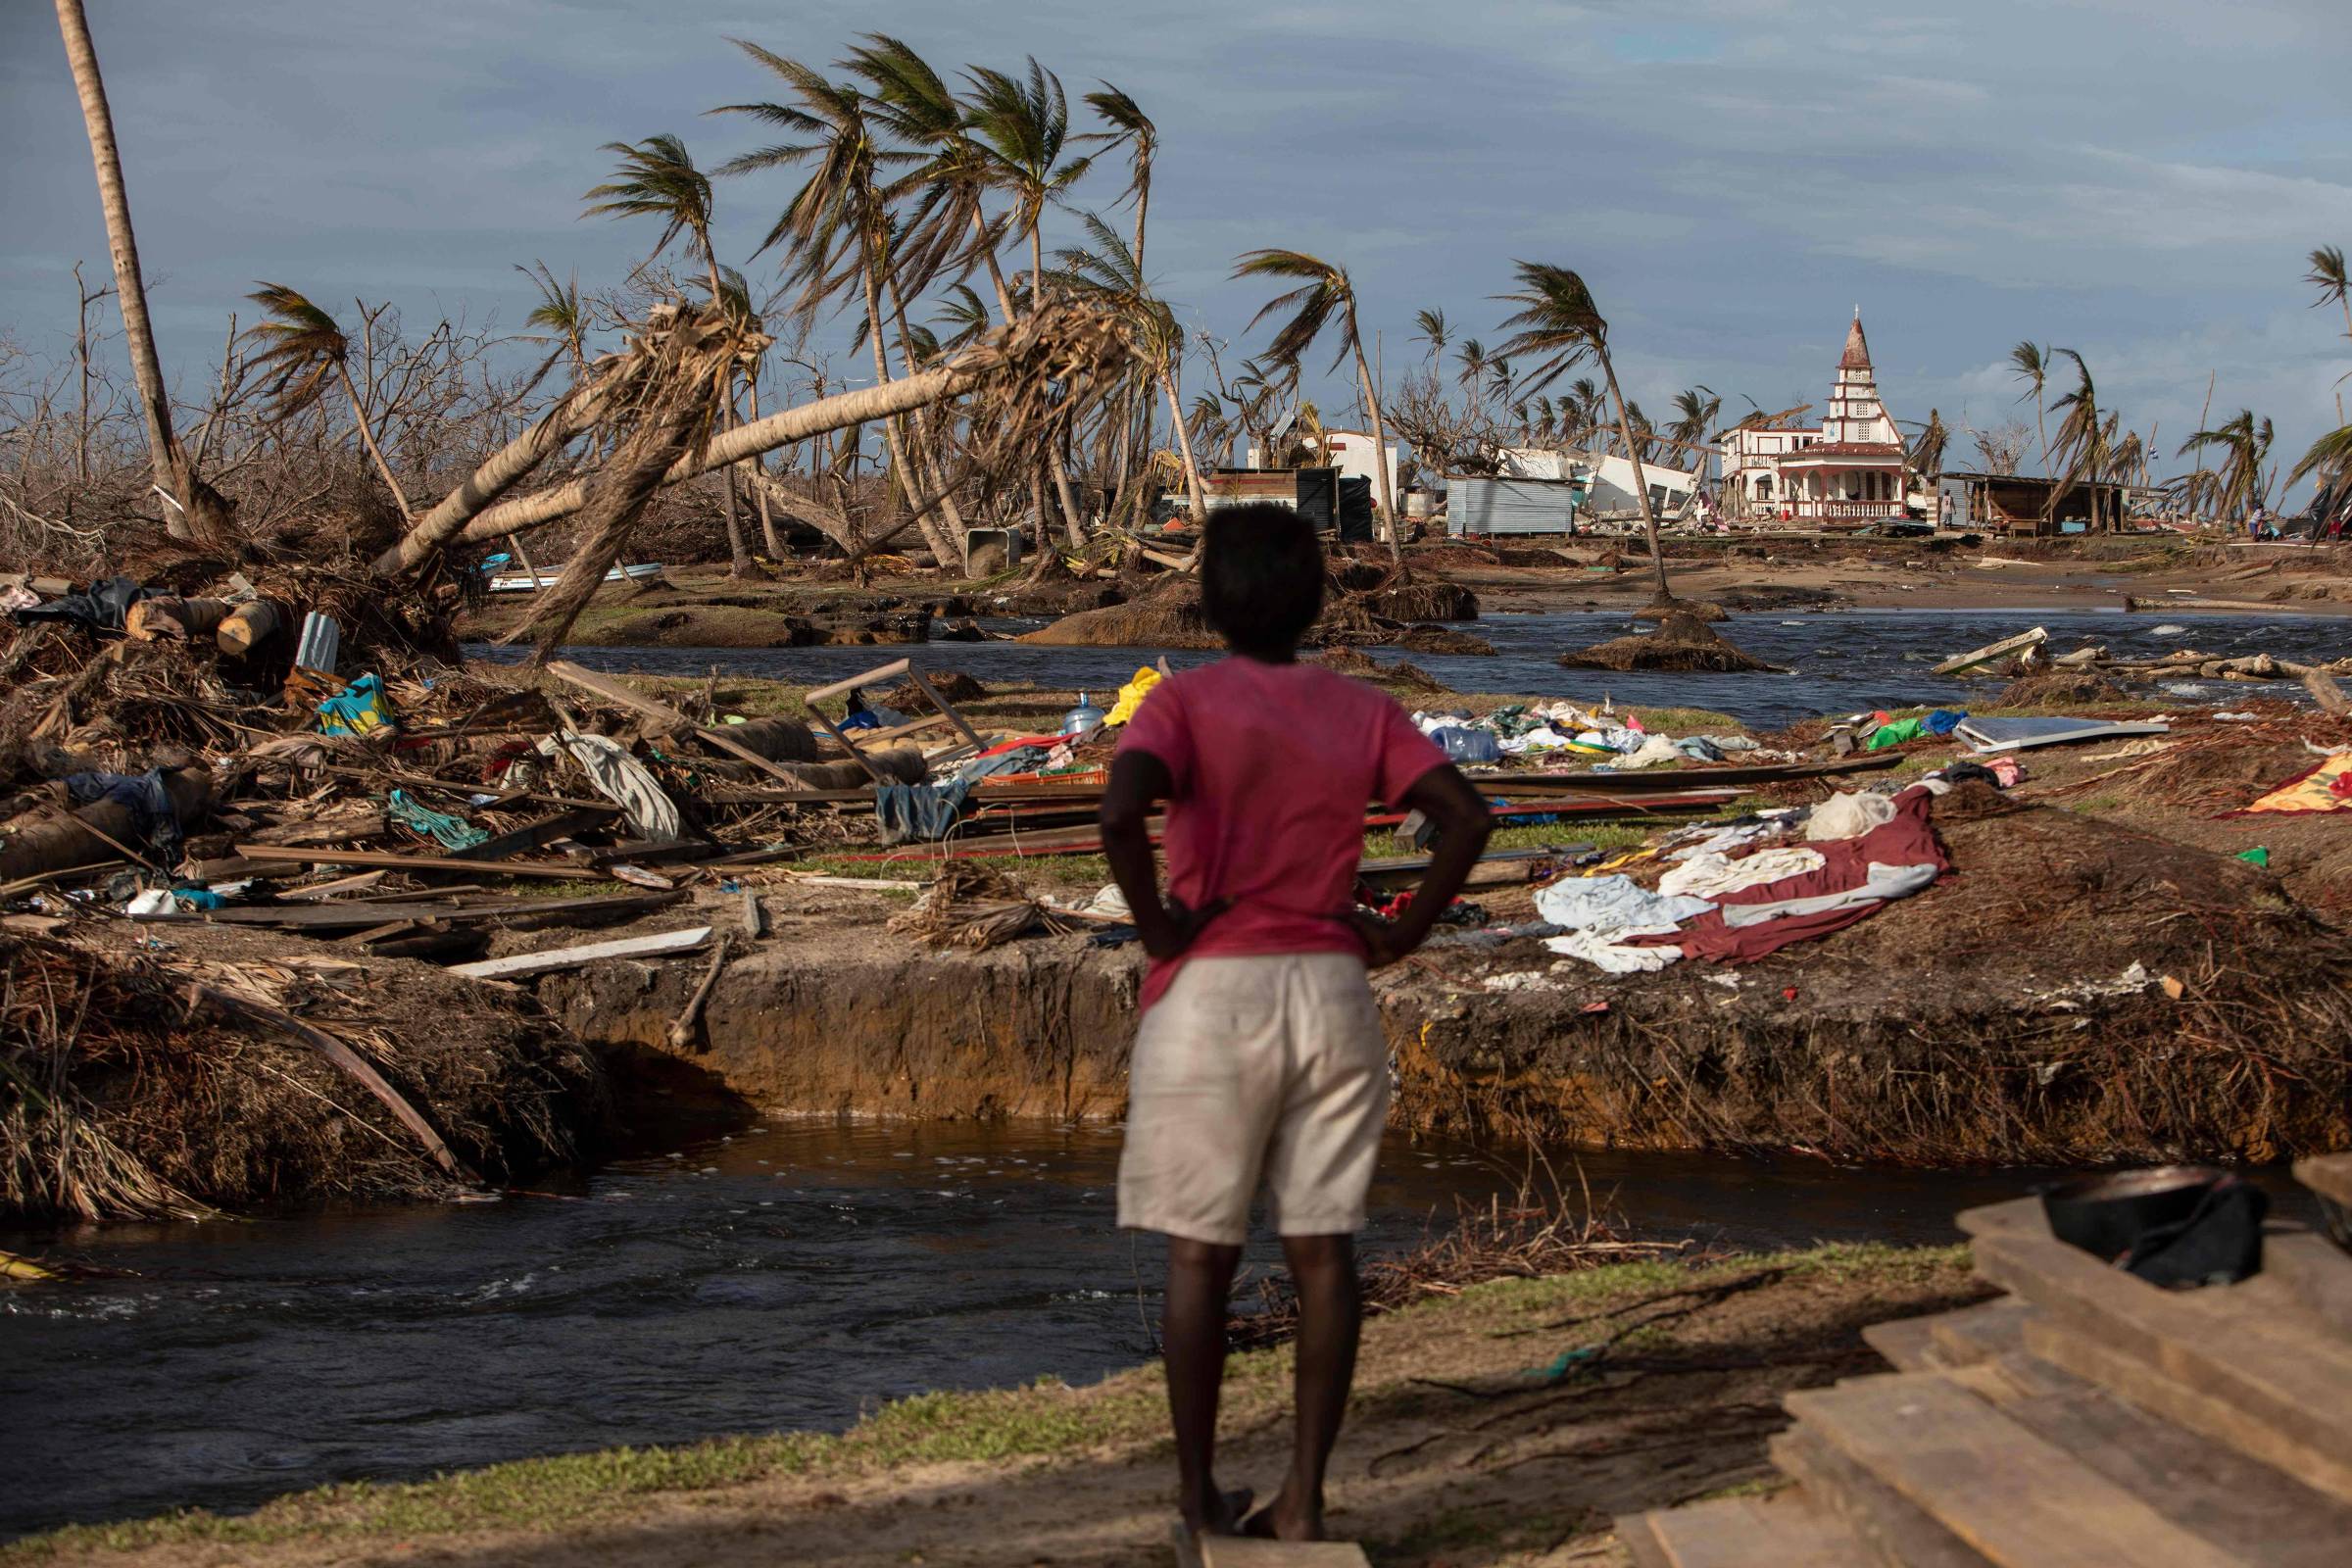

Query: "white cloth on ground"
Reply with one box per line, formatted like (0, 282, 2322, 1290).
(1657, 845, 1827, 901)
(543, 730, 682, 841)
(1718, 860, 1939, 928)
(1534, 874, 1715, 933)
(1604, 734, 1687, 771)
(1805, 790, 1897, 842)
(1544, 925, 1684, 973)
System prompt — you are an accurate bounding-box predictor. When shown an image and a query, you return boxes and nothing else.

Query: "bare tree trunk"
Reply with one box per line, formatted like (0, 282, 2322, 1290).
(747, 373, 782, 559)
(858, 240, 959, 571)
(52, 0, 231, 545)
(1345, 306, 1399, 568)
(1159, 368, 1207, 524)
(1598, 345, 1670, 602)
(334, 359, 413, 522)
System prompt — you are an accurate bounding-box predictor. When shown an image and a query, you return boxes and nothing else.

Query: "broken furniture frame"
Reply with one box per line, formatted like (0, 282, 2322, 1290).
(802, 658, 985, 785)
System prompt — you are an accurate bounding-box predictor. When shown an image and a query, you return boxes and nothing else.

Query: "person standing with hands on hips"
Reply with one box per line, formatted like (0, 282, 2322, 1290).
(1098, 502, 1494, 1545)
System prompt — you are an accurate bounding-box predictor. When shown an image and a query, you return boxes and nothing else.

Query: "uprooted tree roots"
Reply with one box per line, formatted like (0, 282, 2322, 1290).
(0, 931, 606, 1223)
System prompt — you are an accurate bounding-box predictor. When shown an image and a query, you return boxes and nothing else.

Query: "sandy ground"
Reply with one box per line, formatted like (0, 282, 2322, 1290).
(19, 1249, 1987, 1568)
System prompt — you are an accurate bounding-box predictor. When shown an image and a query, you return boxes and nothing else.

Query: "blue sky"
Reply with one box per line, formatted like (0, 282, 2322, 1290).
(6, 0, 2349, 500)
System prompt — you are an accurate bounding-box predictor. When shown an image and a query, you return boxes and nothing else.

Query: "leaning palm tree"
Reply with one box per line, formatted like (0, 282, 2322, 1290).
(715, 41, 966, 569)
(1493, 261, 1668, 599)
(1455, 338, 1491, 424)
(1054, 212, 1207, 524)
(51, 0, 231, 543)
(2045, 348, 2113, 531)
(1668, 386, 1721, 475)
(2010, 341, 2050, 476)
(2308, 246, 2352, 341)
(2179, 410, 2273, 522)
(584, 133, 753, 574)
(241, 283, 413, 521)
(963, 58, 1094, 549)
(1079, 83, 1160, 521)
(1412, 309, 1448, 367)
(1234, 248, 1401, 563)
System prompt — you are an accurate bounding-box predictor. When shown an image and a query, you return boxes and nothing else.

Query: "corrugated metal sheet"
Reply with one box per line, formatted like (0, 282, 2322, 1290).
(1448, 476, 1581, 536)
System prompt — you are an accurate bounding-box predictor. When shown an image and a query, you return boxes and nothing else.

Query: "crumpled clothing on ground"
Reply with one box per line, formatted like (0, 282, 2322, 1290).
(1534, 874, 1714, 934)
(542, 731, 681, 841)
(1632, 784, 1950, 963)
(387, 787, 489, 851)
(876, 776, 973, 845)
(1805, 790, 1897, 842)
(1599, 734, 1688, 771)
(1544, 924, 1685, 973)
(1657, 845, 1827, 901)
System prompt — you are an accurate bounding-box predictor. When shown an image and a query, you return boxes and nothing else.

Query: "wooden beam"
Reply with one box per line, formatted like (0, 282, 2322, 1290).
(543, 659, 809, 788)
(448, 925, 711, 980)
(232, 845, 611, 881)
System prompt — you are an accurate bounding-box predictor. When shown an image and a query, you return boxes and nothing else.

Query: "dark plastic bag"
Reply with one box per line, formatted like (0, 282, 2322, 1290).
(2123, 1174, 2267, 1289)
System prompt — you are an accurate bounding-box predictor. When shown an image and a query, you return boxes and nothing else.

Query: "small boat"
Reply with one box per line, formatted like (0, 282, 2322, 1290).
(487, 564, 664, 594)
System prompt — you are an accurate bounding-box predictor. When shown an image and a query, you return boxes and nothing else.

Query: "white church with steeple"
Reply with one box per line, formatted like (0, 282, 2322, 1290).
(1720, 314, 1925, 526)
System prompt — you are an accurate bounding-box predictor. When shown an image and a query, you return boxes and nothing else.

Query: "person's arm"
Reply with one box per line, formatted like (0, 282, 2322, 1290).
(1100, 750, 1226, 960)
(1350, 762, 1492, 966)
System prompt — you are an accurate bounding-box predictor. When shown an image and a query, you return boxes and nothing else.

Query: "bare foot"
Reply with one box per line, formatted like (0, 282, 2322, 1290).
(1242, 1489, 1325, 1542)
(1182, 1486, 1254, 1538)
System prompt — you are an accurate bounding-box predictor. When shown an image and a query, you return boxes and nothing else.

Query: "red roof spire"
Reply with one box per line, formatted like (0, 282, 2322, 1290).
(1839, 313, 1872, 370)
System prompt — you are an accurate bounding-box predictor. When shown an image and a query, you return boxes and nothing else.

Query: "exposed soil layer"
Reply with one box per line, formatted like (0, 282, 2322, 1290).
(540, 790, 2352, 1166)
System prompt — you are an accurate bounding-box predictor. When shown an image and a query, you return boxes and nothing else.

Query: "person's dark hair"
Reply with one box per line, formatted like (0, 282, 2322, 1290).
(1198, 502, 1325, 659)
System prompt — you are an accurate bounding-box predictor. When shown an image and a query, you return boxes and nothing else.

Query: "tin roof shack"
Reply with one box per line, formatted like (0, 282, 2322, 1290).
(1947, 471, 2132, 536)
(1448, 475, 1583, 536)
(1201, 466, 1340, 535)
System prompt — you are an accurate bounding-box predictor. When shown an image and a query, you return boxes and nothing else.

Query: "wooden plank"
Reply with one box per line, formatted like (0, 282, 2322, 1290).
(1955, 1348, 2352, 1568)
(1196, 1539, 1370, 1568)
(2294, 1153, 2352, 1211)
(447, 926, 710, 980)
(740, 889, 765, 938)
(805, 658, 911, 705)
(1925, 1298, 2036, 1369)
(1861, 1315, 1940, 1373)
(2020, 1309, 2352, 1507)
(2264, 1230, 2352, 1338)
(448, 805, 619, 863)
(1767, 1427, 1984, 1568)
(1785, 1372, 2241, 1568)
(1971, 1225, 2352, 1504)
(1630, 1493, 1873, 1568)
(233, 845, 610, 881)
(904, 665, 986, 750)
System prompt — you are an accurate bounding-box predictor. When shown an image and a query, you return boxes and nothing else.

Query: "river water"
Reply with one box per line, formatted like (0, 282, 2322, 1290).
(7, 1125, 2082, 1540)
(474, 608, 2352, 730)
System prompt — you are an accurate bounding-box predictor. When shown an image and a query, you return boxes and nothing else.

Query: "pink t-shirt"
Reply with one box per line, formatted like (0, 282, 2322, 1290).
(1115, 658, 1448, 1011)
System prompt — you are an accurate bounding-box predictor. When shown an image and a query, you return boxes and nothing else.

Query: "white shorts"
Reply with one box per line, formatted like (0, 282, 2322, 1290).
(1117, 953, 1390, 1247)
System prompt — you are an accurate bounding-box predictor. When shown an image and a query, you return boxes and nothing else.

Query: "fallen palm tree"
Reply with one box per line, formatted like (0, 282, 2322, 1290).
(382, 301, 1141, 583)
